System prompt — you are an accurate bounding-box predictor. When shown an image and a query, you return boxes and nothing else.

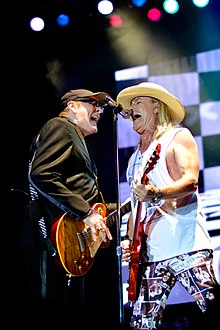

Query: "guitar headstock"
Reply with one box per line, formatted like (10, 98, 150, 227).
(141, 143, 161, 183)
(152, 143, 161, 159)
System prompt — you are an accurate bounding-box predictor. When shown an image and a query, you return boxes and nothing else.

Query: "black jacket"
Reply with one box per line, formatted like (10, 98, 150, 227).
(28, 116, 105, 227)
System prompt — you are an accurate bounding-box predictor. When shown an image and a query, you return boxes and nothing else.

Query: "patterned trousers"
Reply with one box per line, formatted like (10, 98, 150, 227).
(130, 249, 219, 329)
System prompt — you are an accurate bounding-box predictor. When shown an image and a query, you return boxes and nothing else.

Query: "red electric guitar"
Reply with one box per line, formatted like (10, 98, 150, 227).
(128, 143, 161, 302)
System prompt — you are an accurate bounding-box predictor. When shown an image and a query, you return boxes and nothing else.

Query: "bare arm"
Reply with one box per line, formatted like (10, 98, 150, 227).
(135, 129, 200, 201)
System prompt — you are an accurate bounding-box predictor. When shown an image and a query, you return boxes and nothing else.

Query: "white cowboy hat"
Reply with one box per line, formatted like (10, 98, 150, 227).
(116, 82, 185, 124)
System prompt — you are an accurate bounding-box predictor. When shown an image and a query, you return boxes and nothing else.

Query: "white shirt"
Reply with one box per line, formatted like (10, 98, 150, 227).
(127, 127, 213, 262)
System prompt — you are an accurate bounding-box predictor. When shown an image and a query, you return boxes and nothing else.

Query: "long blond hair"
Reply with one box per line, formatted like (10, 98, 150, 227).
(152, 98, 180, 139)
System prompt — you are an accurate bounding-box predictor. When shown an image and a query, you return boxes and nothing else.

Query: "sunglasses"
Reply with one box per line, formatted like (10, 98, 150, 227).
(74, 97, 104, 112)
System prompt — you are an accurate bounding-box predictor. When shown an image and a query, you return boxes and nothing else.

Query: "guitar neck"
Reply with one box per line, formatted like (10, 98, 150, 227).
(84, 200, 131, 241)
(132, 201, 142, 243)
(106, 200, 131, 229)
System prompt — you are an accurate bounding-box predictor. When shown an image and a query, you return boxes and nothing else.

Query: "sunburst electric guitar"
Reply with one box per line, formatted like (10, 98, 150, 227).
(50, 200, 131, 277)
(128, 143, 161, 302)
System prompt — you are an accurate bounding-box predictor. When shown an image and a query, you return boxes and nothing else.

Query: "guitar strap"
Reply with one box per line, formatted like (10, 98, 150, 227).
(41, 250, 47, 300)
(28, 133, 57, 301)
(28, 133, 57, 255)
(76, 125, 106, 205)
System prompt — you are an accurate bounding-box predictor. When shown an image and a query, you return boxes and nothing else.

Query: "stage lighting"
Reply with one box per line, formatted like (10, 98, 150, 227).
(109, 15, 123, 27)
(163, 0, 179, 14)
(97, 0, 114, 15)
(30, 17, 45, 32)
(192, 0, 209, 8)
(132, 0, 147, 7)
(147, 8, 162, 22)
(56, 14, 70, 27)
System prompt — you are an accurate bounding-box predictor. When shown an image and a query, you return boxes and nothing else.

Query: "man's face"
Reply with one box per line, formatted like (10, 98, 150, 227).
(130, 96, 156, 134)
(69, 99, 104, 136)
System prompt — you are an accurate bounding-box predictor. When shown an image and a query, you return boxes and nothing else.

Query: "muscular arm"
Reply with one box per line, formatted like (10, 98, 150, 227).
(135, 128, 200, 201)
(162, 128, 199, 198)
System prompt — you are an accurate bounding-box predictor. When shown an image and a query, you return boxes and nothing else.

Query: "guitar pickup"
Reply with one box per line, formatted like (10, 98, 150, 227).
(77, 230, 86, 253)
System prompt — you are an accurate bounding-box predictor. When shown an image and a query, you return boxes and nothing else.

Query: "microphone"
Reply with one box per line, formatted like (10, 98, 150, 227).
(103, 95, 132, 119)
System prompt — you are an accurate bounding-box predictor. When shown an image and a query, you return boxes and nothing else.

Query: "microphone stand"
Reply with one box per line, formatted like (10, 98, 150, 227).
(112, 104, 124, 328)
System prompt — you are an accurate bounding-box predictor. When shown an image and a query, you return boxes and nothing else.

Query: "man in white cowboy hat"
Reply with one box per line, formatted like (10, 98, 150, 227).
(117, 82, 220, 329)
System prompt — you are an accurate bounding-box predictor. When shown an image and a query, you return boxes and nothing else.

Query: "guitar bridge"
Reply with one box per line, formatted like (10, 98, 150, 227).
(77, 227, 102, 258)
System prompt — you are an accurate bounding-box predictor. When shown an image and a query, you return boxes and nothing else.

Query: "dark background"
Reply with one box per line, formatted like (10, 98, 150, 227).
(7, 0, 220, 195)
(3, 0, 220, 327)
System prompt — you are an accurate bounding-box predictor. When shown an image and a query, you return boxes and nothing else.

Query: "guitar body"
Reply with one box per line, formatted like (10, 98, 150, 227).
(128, 144, 161, 301)
(50, 201, 131, 277)
(128, 221, 143, 301)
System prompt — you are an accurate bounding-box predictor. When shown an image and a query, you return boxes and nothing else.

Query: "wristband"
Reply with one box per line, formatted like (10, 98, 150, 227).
(152, 188, 163, 205)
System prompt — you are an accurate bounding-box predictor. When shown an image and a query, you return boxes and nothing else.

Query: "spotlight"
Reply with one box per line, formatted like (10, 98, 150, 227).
(147, 8, 162, 22)
(163, 0, 179, 14)
(109, 15, 123, 27)
(30, 17, 45, 32)
(132, 0, 147, 7)
(56, 14, 70, 27)
(192, 0, 209, 8)
(97, 1, 114, 15)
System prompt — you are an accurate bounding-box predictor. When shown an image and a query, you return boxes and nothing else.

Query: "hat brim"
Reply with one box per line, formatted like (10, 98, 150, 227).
(89, 92, 109, 106)
(116, 83, 185, 124)
(61, 89, 109, 107)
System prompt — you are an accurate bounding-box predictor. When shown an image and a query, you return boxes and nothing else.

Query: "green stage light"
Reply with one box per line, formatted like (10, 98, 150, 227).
(163, 0, 179, 14)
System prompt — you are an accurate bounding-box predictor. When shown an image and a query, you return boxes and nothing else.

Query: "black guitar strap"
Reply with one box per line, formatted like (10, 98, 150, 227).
(28, 133, 57, 301)
(77, 125, 106, 205)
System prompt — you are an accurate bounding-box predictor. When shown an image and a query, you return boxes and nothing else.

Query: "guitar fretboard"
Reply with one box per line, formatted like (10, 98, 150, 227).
(106, 201, 131, 228)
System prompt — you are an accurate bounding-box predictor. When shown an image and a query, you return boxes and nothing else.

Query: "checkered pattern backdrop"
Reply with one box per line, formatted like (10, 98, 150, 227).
(115, 48, 220, 304)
